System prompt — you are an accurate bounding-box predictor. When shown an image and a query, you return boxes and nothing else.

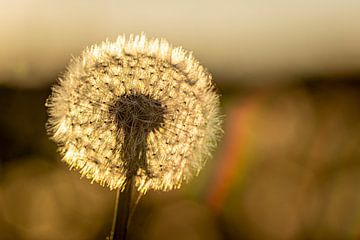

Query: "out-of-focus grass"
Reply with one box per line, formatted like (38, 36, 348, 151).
(0, 78, 360, 240)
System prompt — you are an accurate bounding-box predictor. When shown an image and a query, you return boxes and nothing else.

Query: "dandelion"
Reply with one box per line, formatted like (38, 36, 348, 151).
(46, 33, 222, 239)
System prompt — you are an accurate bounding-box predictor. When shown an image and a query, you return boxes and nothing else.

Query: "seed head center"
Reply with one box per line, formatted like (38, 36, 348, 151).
(110, 94, 166, 177)
(112, 94, 165, 133)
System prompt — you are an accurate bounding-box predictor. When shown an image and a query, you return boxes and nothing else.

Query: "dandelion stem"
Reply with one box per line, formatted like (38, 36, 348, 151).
(110, 176, 134, 240)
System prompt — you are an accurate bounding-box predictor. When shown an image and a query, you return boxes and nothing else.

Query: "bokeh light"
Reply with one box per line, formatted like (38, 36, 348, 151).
(1, 1, 360, 239)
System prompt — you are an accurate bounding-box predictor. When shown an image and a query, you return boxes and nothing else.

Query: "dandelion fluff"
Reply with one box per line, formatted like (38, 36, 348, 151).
(46, 33, 222, 193)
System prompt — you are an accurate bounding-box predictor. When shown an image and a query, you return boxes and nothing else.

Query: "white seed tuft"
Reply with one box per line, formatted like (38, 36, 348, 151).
(46, 33, 222, 193)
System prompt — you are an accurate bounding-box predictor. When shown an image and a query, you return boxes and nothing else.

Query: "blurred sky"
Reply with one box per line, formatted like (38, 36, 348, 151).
(1, 0, 360, 87)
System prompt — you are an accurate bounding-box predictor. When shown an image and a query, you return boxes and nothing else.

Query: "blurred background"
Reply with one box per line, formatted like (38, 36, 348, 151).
(1, 0, 360, 239)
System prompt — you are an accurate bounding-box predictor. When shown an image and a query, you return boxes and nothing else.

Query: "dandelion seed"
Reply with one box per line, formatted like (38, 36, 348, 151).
(46, 33, 222, 194)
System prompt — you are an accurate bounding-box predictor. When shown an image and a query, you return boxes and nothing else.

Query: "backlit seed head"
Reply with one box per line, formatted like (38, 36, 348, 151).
(46, 33, 222, 193)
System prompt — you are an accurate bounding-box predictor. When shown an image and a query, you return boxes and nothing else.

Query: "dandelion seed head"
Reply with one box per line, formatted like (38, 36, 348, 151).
(46, 33, 222, 193)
